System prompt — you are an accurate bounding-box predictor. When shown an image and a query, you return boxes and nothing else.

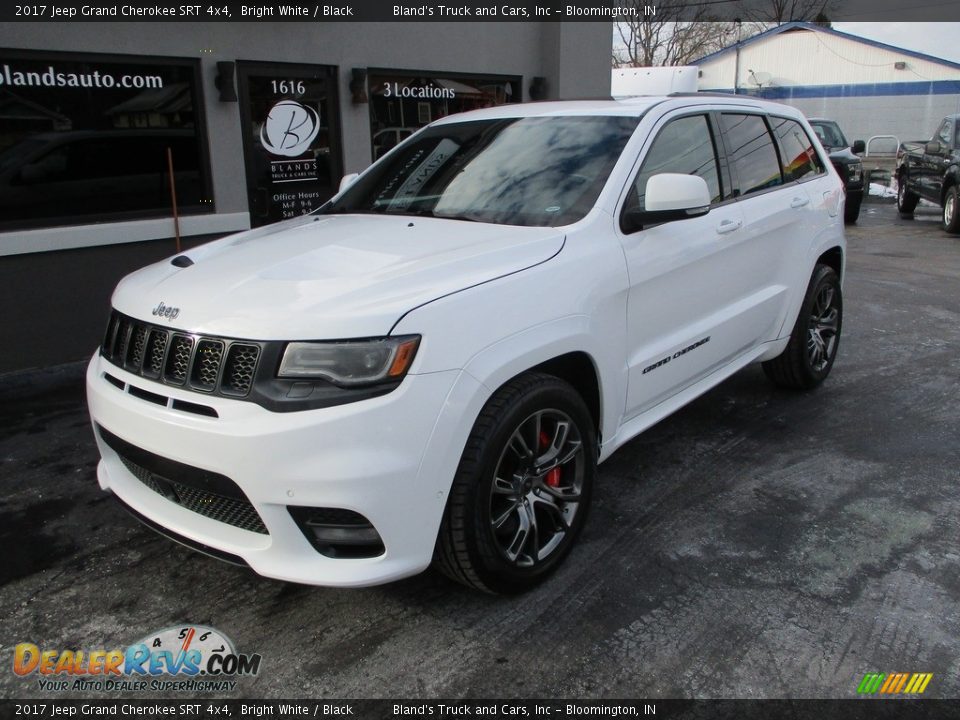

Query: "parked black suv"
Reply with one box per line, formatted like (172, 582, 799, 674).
(809, 118, 865, 224)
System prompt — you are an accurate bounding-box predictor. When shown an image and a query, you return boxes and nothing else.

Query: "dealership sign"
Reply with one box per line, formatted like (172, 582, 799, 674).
(382, 81, 455, 99)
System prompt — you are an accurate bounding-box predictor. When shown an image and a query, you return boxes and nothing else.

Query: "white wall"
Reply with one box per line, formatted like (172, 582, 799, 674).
(778, 94, 960, 153)
(699, 27, 960, 92)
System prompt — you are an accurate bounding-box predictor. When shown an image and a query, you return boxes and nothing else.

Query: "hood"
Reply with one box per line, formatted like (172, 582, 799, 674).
(112, 214, 565, 340)
(825, 147, 860, 163)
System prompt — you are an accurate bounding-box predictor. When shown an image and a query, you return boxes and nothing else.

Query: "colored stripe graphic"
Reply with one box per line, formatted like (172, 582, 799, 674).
(857, 673, 884, 694)
(880, 674, 898, 693)
(858, 672, 932, 694)
(911, 673, 933, 694)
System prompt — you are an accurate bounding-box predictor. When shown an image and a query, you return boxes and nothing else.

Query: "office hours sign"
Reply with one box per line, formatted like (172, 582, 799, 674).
(238, 64, 341, 227)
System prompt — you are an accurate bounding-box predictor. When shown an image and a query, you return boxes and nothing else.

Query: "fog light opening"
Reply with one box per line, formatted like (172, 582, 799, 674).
(288, 506, 385, 559)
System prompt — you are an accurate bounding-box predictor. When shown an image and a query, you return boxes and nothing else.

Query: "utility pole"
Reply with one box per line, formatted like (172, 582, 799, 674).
(734, 18, 742, 95)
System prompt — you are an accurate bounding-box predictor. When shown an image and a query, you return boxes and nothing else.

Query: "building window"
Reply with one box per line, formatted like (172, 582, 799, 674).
(367, 70, 520, 160)
(0, 50, 212, 232)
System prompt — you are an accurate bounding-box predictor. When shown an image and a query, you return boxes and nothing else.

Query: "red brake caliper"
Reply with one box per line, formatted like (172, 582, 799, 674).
(539, 431, 562, 488)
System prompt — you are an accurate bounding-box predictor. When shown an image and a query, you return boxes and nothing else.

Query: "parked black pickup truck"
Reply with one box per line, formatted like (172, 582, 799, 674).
(808, 118, 865, 224)
(897, 114, 960, 233)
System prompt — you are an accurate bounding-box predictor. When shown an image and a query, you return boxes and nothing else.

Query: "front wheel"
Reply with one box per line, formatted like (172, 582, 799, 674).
(763, 264, 842, 390)
(943, 185, 960, 234)
(898, 177, 919, 216)
(434, 372, 596, 594)
(844, 192, 862, 224)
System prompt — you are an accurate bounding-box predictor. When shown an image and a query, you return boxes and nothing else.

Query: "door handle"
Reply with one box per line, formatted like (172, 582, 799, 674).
(791, 196, 810, 208)
(715, 219, 742, 235)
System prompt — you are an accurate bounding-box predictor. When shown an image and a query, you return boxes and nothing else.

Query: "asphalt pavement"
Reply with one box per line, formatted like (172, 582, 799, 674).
(1, 201, 958, 700)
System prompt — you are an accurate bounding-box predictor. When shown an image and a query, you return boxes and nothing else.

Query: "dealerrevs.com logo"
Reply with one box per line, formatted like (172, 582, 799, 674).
(13, 625, 262, 693)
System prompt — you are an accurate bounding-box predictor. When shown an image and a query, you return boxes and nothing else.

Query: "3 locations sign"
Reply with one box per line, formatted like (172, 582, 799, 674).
(367, 72, 519, 160)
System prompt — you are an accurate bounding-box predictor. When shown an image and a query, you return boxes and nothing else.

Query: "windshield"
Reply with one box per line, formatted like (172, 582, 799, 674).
(322, 115, 640, 227)
(809, 121, 848, 149)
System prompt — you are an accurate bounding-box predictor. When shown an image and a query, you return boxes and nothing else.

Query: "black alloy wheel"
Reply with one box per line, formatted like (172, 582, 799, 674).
(488, 408, 585, 568)
(806, 281, 841, 374)
(763, 264, 843, 390)
(435, 372, 596, 594)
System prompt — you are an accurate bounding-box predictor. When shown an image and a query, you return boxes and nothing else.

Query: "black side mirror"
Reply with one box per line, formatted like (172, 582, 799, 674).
(852, 140, 865, 154)
(926, 140, 943, 154)
(621, 205, 710, 234)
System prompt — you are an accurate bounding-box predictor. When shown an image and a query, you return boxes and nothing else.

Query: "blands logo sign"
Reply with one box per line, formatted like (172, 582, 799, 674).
(261, 100, 320, 158)
(857, 672, 933, 695)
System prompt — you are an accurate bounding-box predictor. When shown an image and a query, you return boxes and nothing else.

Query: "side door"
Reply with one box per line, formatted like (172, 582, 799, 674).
(922, 118, 952, 201)
(618, 111, 747, 419)
(766, 114, 836, 333)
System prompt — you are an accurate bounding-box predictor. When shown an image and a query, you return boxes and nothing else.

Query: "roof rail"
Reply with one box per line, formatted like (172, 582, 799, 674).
(666, 91, 761, 100)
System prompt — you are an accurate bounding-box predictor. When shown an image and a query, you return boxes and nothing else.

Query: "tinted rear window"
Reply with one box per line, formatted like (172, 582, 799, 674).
(770, 117, 824, 181)
(720, 114, 783, 197)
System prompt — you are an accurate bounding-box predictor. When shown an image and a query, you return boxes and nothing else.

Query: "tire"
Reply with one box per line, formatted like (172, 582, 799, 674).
(763, 264, 842, 391)
(434, 372, 596, 594)
(844, 192, 862, 224)
(897, 176, 919, 216)
(942, 185, 960, 234)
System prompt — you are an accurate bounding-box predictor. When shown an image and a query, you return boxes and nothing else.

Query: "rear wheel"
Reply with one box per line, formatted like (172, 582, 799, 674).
(434, 372, 596, 594)
(897, 176, 919, 216)
(942, 185, 960, 234)
(763, 264, 842, 390)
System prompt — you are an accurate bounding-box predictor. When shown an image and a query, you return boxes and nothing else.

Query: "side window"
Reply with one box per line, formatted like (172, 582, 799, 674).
(626, 114, 722, 213)
(720, 113, 784, 197)
(770, 117, 825, 181)
(937, 120, 951, 145)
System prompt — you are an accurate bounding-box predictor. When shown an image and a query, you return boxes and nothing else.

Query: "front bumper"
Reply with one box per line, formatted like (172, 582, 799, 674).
(86, 353, 470, 587)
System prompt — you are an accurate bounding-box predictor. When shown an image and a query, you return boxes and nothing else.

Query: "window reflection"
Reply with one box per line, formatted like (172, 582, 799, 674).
(327, 116, 640, 227)
(629, 114, 722, 210)
(770, 117, 823, 181)
(0, 53, 209, 231)
(720, 114, 784, 197)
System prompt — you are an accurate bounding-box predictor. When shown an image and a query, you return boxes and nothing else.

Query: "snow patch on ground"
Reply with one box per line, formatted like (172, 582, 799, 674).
(870, 183, 897, 198)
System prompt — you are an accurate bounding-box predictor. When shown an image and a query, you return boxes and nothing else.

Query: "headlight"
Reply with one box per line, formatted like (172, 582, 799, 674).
(278, 335, 420, 386)
(850, 163, 862, 182)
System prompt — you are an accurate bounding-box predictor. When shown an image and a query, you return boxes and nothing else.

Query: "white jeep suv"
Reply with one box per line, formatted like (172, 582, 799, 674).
(87, 96, 845, 594)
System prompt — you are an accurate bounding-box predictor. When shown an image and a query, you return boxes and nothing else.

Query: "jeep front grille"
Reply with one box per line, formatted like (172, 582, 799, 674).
(101, 311, 261, 398)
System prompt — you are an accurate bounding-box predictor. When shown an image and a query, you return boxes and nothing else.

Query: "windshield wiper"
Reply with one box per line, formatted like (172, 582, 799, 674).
(395, 208, 482, 223)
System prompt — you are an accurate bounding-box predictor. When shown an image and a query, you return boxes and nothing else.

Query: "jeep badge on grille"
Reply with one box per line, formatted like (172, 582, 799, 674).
(152, 302, 180, 321)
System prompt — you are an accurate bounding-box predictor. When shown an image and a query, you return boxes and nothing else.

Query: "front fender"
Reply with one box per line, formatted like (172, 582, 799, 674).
(940, 164, 960, 204)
